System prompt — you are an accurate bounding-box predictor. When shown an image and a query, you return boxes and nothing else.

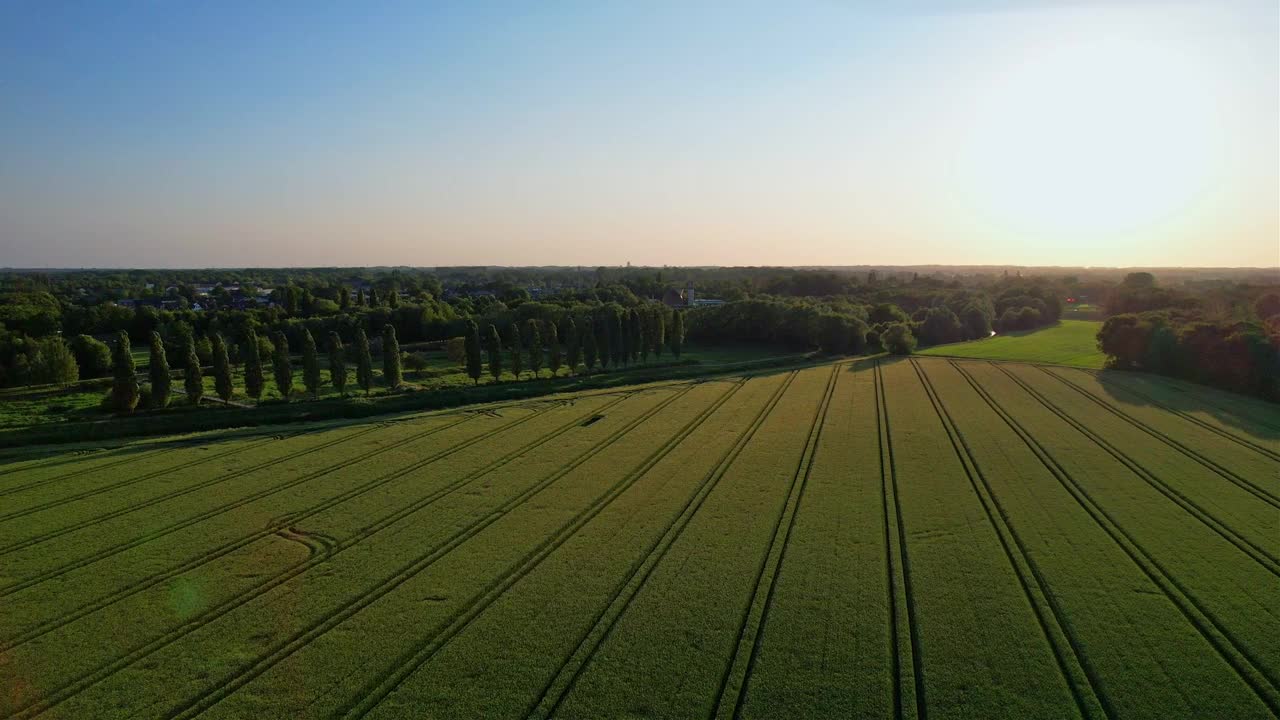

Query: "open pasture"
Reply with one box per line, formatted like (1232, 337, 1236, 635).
(0, 358, 1276, 719)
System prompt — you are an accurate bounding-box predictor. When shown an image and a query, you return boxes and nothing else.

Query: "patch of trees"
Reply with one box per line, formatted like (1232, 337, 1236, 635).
(1098, 312, 1279, 401)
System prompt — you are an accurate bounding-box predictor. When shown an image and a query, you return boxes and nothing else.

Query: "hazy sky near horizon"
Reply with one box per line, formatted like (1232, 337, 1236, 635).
(1, 1, 1276, 268)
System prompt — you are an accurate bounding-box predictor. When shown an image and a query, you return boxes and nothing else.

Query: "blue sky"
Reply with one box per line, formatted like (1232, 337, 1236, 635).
(1, 1, 1276, 267)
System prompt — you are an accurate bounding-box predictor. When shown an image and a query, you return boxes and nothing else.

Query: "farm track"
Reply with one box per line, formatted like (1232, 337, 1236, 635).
(0, 402, 567, 651)
(0, 434, 281, 516)
(4, 394, 635, 719)
(1041, 367, 1280, 507)
(712, 364, 839, 720)
(337, 377, 760, 720)
(0, 446, 175, 496)
(162, 384, 704, 720)
(525, 372, 798, 720)
(0, 429, 343, 555)
(914, 359, 1108, 720)
(998, 365, 1280, 577)
(1086, 371, 1280, 462)
(875, 360, 925, 720)
(0, 418, 466, 599)
(965, 362, 1280, 715)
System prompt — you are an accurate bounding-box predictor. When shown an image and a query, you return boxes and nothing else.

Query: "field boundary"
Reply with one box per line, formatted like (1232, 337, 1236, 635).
(524, 372, 800, 720)
(997, 365, 1280, 576)
(160, 384, 705, 720)
(875, 360, 925, 720)
(712, 364, 839, 720)
(1040, 367, 1280, 506)
(914, 359, 1109, 720)
(964, 362, 1280, 713)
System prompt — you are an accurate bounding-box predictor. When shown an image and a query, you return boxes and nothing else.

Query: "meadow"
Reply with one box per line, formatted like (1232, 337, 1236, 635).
(919, 319, 1106, 368)
(0, 357, 1276, 719)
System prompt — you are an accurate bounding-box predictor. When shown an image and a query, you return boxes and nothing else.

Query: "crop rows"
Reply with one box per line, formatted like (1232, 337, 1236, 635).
(1, 360, 1275, 719)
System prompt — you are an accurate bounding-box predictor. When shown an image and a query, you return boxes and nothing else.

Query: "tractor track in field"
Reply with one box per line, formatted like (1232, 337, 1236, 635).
(0, 417, 467, 599)
(523, 372, 798, 720)
(966, 362, 1280, 714)
(334, 377, 759, 720)
(3, 391, 643, 719)
(1088, 369, 1280, 435)
(0, 399, 575, 651)
(1082, 370, 1280, 462)
(0, 434, 282, 519)
(712, 364, 839, 720)
(875, 360, 926, 720)
(163, 383, 704, 720)
(997, 365, 1280, 577)
(0, 446, 175, 496)
(0, 426, 381, 556)
(917, 360, 1110, 720)
(1040, 367, 1280, 507)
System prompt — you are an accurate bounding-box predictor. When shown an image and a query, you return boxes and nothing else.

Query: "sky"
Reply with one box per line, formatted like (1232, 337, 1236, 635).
(1, 1, 1276, 269)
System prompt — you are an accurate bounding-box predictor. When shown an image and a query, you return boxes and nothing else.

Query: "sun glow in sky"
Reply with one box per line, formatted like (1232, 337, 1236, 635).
(1, 1, 1276, 268)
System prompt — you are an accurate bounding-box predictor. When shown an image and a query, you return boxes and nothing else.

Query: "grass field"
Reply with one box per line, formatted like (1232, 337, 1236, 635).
(919, 319, 1106, 368)
(0, 357, 1276, 719)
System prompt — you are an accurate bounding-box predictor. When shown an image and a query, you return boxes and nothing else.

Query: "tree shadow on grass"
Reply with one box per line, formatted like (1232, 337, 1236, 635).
(1086, 368, 1280, 442)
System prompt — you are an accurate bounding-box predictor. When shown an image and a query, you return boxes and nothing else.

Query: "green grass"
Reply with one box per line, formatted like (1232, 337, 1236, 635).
(919, 319, 1106, 368)
(0, 358, 1277, 719)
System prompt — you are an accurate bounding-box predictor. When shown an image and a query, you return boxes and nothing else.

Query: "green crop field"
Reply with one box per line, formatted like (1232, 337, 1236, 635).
(919, 319, 1107, 368)
(1, 357, 1277, 719)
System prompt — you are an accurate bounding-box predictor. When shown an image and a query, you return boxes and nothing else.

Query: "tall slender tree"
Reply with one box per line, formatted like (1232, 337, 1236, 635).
(387, 289, 400, 309)
(653, 308, 666, 360)
(243, 329, 265, 400)
(382, 324, 402, 389)
(356, 288, 367, 307)
(355, 328, 373, 395)
(148, 330, 171, 408)
(546, 320, 561, 377)
(595, 312, 610, 370)
(183, 336, 203, 405)
(272, 331, 292, 399)
(638, 310, 650, 364)
(630, 309, 643, 364)
(301, 329, 321, 398)
(369, 287, 381, 307)
(338, 284, 351, 311)
(111, 331, 140, 413)
(611, 310, 625, 368)
(486, 324, 503, 382)
(621, 310, 633, 367)
(582, 320, 597, 372)
(563, 317, 579, 375)
(508, 322, 524, 380)
(670, 310, 685, 359)
(526, 319, 543, 379)
(328, 331, 348, 396)
(465, 320, 484, 385)
(212, 333, 233, 404)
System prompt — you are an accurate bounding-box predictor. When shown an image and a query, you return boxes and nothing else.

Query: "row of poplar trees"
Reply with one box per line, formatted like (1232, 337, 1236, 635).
(462, 307, 684, 385)
(109, 324, 405, 413)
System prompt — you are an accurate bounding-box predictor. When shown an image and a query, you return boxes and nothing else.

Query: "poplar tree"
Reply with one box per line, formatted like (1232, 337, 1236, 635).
(486, 324, 503, 382)
(355, 328, 374, 395)
(563, 317, 579, 375)
(653, 309, 666, 360)
(508, 322, 524, 380)
(356, 288, 366, 307)
(546, 320, 561, 377)
(465, 320, 483, 385)
(212, 333, 233, 404)
(382, 324, 402, 389)
(369, 288, 381, 307)
(639, 310, 650, 364)
(183, 336, 203, 405)
(582, 320, 597, 372)
(621, 310, 633, 367)
(243, 329, 265, 400)
(595, 312, 610, 370)
(611, 310, 624, 368)
(670, 310, 685, 359)
(526, 319, 543, 378)
(111, 331, 140, 413)
(630, 309, 642, 364)
(338, 285, 351, 310)
(388, 289, 400, 309)
(328, 331, 348, 396)
(301, 328, 321, 398)
(272, 331, 292, 399)
(148, 331, 171, 408)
